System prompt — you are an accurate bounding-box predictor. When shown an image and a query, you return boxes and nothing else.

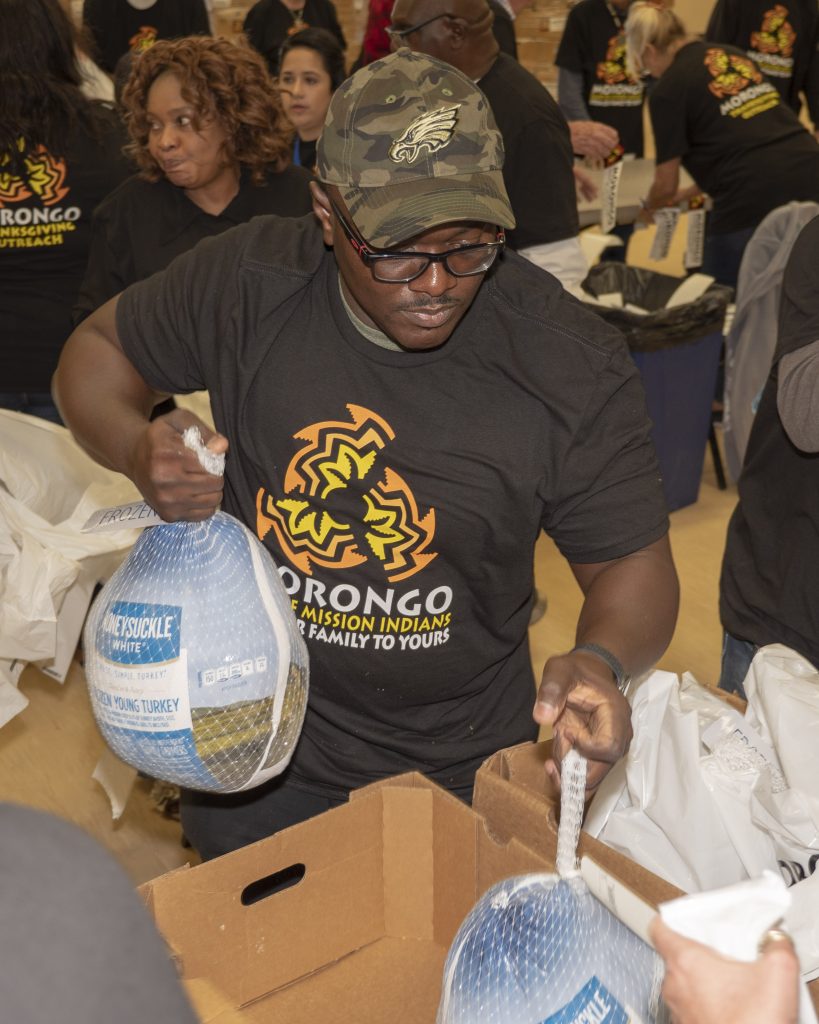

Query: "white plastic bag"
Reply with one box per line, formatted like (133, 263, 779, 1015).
(84, 511, 309, 793)
(0, 411, 140, 694)
(584, 671, 778, 892)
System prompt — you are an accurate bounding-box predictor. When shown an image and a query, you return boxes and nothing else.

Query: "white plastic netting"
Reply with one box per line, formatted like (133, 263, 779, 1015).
(438, 750, 667, 1023)
(83, 510, 308, 793)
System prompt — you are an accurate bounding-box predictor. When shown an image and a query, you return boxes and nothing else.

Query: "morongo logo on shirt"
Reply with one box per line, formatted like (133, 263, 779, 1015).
(256, 404, 437, 583)
(704, 47, 763, 98)
(750, 4, 796, 79)
(591, 33, 644, 108)
(129, 25, 159, 54)
(0, 139, 69, 208)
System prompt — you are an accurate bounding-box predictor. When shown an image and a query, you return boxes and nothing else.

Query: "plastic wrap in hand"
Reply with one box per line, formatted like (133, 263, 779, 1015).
(83, 429, 308, 793)
(437, 749, 666, 1023)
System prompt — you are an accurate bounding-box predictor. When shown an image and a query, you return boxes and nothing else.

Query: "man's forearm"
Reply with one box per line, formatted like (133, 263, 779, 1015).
(571, 534, 679, 680)
(53, 299, 162, 476)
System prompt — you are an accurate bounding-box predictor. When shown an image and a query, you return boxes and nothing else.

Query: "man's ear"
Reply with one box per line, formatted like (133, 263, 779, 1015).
(311, 181, 334, 246)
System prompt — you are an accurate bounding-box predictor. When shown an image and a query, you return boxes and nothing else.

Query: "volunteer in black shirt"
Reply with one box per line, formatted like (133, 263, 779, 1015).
(719, 214, 819, 695)
(55, 51, 679, 860)
(556, 0, 645, 158)
(0, 0, 130, 422)
(243, 0, 346, 76)
(706, 0, 819, 133)
(626, 1, 819, 289)
(278, 28, 347, 172)
(74, 36, 313, 324)
(82, 0, 211, 75)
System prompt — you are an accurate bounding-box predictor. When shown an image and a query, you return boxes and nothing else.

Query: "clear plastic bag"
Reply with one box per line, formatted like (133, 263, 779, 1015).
(84, 511, 308, 793)
(437, 751, 666, 1024)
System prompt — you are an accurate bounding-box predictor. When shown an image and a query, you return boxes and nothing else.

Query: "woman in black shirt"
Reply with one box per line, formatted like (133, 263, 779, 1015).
(75, 35, 314, 324)
(0, 0, 130, 422)
(278, 28, 347, 172)
(625, 1, 819, 289)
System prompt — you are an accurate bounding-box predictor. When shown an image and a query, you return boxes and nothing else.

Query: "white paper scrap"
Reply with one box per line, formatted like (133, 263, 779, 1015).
(665, 273, 715, 309)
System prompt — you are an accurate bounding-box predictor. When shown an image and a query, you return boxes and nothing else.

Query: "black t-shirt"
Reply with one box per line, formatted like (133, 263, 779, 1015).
(706, 0, 819, 123)
(479, 53, 580, 248)
(243, 0, 346, 75)
(73, 165, 314, 322)
(115, 214, 669, 797)
(650, 41, 819, 234)
(720, 215, 819, 667)
(0, 106, 131, 392)
(82, 0, 211, 74)
(555, 0, 645, 156)
(489, 0, 518, 60)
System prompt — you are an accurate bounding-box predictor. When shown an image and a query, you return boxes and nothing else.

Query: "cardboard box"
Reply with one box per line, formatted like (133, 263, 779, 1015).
(140, 773, 560, 1023)
(474, 738, 819, 1013)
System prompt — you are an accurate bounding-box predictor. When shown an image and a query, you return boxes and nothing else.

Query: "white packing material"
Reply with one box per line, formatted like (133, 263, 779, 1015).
(0, 411, 141, 695)
(583, 670, 780, 892)
(660, 871, 818, 1024)
(437, 752, 667, 1024)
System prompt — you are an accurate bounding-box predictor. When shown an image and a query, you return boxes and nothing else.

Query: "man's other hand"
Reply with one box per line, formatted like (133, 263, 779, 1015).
(533, 648, 632, 794)
(130, 408, 228, 522)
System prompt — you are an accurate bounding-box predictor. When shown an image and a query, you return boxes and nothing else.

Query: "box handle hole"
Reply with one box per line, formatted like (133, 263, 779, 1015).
(240, 863, 306, 906)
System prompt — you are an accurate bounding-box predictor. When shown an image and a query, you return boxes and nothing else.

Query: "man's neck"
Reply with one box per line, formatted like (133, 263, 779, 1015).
(460, 41, 500, 83)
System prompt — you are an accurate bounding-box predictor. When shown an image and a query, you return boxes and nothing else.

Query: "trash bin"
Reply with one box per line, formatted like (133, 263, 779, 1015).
(580, 263, 733, 512)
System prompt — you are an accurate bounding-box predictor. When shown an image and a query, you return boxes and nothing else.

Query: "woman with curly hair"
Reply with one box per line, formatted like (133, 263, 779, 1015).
(74, 34, 313, 323)
(0, 0, 130, 422)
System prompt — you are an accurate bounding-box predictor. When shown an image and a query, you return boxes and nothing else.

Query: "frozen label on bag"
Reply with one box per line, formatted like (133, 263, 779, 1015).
(684, 207, 707, 270)
(83, 501, 166, 532)
(600, 156, 624, 235)
(541, 976, 639, 1024)
(649, 208, 679, 262)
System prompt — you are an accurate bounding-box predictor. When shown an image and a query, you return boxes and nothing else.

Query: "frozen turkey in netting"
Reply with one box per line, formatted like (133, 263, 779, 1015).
(83, 511, 309, 792)
(438, 750, 667, 1024)
(437, 872, 666, 1024)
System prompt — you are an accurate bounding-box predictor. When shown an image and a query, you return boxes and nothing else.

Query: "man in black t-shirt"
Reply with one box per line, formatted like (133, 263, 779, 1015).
(719, 214, 819, 696)
(389, 0, 621, 287)
(706, 0, 819, 133)
(556, 0, 645, 157)
(82, 0, 211, 75)
(54, 51, 678, 861)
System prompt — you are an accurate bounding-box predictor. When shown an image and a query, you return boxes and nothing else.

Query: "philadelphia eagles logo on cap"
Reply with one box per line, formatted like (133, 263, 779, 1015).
(389, 104, 461, 164)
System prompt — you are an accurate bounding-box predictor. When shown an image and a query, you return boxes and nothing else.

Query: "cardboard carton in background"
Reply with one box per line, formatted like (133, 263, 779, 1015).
(140, 773, 560, 1023)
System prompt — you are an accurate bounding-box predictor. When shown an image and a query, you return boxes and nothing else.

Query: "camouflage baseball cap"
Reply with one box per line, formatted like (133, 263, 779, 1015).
(317, 48, 515, 248)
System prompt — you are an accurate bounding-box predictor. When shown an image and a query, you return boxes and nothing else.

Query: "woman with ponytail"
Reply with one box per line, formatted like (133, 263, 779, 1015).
(625, 0, 819, 289)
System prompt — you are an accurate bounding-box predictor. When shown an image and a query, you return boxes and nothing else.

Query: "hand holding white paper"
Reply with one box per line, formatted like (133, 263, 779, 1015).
(83, 430, 308, 793)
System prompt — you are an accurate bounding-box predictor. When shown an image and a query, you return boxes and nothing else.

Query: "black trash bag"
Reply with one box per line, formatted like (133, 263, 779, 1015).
(580, 262, 733, 352)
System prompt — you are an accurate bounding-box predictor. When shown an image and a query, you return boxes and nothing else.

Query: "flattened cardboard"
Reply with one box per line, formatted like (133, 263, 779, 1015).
(141, 772, 559, 1023)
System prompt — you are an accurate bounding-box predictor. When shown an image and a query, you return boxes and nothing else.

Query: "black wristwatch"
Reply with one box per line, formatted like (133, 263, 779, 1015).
(572, 642, 631, 696)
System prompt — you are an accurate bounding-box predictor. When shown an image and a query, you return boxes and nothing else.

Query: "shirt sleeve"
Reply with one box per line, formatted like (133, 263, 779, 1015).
(649, 81, 689, 163)
(555, 7, 585, 72)
(557, 67, 591, 121)
(777, 340, 819, 451)
(116, 228, 246, 396)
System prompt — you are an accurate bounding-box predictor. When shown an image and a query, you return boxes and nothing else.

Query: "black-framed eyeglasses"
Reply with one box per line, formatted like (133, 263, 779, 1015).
(385, 12, 458, 40)
(330, 199, 505, 283)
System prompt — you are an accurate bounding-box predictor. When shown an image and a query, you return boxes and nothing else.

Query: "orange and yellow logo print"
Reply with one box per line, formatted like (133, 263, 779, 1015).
(0, 140, 69, 208)
(751, 5, 796, 59)
(130, 25, 159, 54)
(256, 404, 437, 583)
(596, 33, 631, 85)
(705, 48, 763, 98)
